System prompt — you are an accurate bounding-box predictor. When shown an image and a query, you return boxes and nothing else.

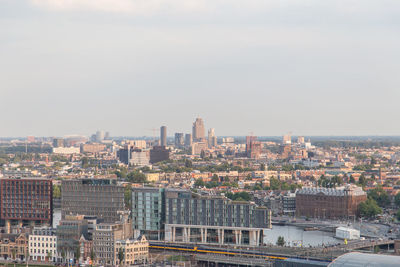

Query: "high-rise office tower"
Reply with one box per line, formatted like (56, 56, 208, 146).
(184, 134, 192, 147)
(96, 130, 105, 142)
(53, 138, 64, 148)
(160, 126, 167, 147)
(192, 118, 205, 141)
(208, 128, 217, 147)
(174, 133, 184, 147)
(283, 134, 291, 144)
(246, 136, 261, 159)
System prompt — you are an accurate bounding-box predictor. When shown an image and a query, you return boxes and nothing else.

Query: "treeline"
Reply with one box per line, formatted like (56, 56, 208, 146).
(0, 145, 52, 154)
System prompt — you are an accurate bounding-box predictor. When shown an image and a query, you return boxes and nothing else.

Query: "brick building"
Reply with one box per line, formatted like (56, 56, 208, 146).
(296, 185, 367, 219)
(0, 178, 52, 231)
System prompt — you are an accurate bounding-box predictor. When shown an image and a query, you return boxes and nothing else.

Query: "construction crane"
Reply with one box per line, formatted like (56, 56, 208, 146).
(147, 128, 158, 140)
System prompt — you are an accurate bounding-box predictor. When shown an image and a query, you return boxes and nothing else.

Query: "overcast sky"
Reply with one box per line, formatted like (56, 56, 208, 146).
(1, 0, 400, 137)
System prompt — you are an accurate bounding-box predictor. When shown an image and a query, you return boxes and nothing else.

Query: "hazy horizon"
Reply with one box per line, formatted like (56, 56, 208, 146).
(2, 0, 400, 137)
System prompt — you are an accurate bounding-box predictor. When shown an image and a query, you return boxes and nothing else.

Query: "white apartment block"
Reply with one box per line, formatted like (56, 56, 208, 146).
(28, 227, 58, 262)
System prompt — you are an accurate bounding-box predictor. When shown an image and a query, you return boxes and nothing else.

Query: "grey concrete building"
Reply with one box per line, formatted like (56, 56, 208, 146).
(160, 126, 167, 147)
(61, 179, 124, 223)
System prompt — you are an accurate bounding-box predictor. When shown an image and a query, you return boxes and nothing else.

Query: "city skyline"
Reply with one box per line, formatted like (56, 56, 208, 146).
(2, 0, 400, 137)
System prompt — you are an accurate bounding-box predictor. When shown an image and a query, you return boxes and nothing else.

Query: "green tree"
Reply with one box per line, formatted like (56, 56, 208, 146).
(359, 199, 382, 218)
(359, 174, 367, 187)
(184, 159, 192, 168)
(194, 178, 205, 187)
(53, 185, 61, 199)
(212, 174, 219, 182)
(270, 177, 281, 190)
(127, 171, 147, 183)
(124, 185, 132, 210)
(47, 250, 53, 262)
(368, 187, 390, 207)
(81, 157, 89, 168)
(395, 192, 400, 208)
(260, 163, 266, 171)
(118, 248, 124, 265)
(90, 249, 95, 262)
(75, 246, 81, 262)
(226, 192, 251, 201)
(276, 236, 285, 246)
(115, 169, 127, 178)
(349, 175, 355, 184)
(396, 210, 400, 221)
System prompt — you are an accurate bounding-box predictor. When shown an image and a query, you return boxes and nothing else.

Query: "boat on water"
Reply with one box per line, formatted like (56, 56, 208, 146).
(304, 227, 319, 231)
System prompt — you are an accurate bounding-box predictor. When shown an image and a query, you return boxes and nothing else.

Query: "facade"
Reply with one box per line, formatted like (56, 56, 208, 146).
(191, 141, 208, 155)
(52, 138, 64, 147)
(164, 189, 271, 246)
(296, 185, 367, 219)
(115, 235, 149, 265)
(282, 193, 296, 216)
(80, 143, 106, 154)
(149, 146, 170, 164)
(52, 147, 80, 154)
(174, 133, 184, 148)
(0, 178, 52, 231)
(125, 140, 147, 149)
(118, 146, 149, 165)
(246, 136, 261, 159)
(185, 133, 193, 147)
(0, 233, 28, 261)
(95, 131, 105, 142)
(29, 227, 57, 262)
(131, 187, 165, 240)
(61, 179, 124, 223)
(160, 126, 167, 147)
(56, 215, 89, 259)
(130, 150, 150, 166)
(192, 118, 205, 141)
(208, 128, 217, 148)
(79, 235, 93, 263)
(93, 217, 132, 266)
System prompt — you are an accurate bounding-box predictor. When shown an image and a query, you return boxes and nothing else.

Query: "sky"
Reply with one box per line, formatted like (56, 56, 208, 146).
(1, 0, 400, 137)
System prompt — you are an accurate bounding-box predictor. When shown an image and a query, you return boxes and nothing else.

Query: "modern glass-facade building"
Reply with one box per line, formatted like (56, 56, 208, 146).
(164, 189, 271, 229)
(131, 187, 165, 240)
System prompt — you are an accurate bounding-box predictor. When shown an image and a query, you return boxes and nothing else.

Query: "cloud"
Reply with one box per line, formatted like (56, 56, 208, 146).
(27, 0, 400, 21)
(29, 0, 210, 15)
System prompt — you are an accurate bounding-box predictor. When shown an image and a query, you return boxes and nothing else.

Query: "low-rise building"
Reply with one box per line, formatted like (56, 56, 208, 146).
(0, 233, 28, 261)
(29, 227, 57, 262)
(93, 215, 132, 266)
(115, 235, 149, 265)
(296, 185, 367, 219)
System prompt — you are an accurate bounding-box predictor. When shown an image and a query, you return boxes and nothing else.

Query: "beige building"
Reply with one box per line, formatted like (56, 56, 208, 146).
(191, 141, 208, 155)
(80, 143, 106, 153)
(145, 173, 160, 182)
(93, 216, 132, 266)
(192, 118, 205, 141)
(115, 235, 149, 265)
